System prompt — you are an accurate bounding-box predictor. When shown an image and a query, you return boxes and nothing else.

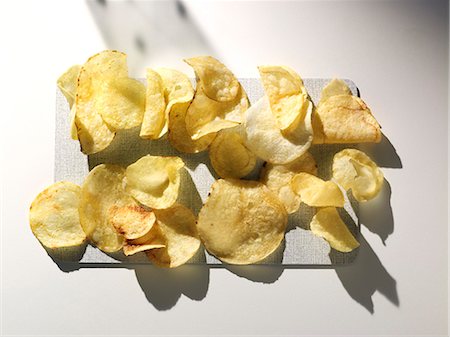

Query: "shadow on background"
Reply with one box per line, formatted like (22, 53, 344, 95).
(86, 0, 215, 75)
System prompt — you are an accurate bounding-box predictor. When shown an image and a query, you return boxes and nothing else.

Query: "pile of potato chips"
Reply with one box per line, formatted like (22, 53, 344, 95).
(30, 50, 385, 267)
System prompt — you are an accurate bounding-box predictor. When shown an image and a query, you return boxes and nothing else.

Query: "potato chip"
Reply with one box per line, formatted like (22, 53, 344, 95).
(57, 64, 81, 108)
(29, 181, 86, 248)
(312, 94, 381, 144)
(318, 78, 351, 105)
(168, 101, 216, 153)
(185, 56, 239, 102)
(260, 151, 317, 213)
(147, 204, 200, 268)
(125, 155, 185, 209)
(332, 149, 384, 202)
(123, 222, 166, 256)
(197, 179, 287, 265)
(69, 105, 78, 140)
(291, 172, 344, 207)
(209, 127, 256, 179)
(185, 84, 249, 139)
(75, 51, 126, 154)
(108, 204, 156, 240)
(244, 96, 313, 164)
(258, 65, 310, 131)
(309, 207, 359, 252)
(140, 69, 166, 139)
(156, 68, 196, 137)
(99, 77, 145, 130)
(79, 164, 134, 252)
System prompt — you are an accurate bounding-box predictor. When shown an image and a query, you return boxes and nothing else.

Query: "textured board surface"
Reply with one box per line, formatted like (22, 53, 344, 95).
(54, 78, 360, 265)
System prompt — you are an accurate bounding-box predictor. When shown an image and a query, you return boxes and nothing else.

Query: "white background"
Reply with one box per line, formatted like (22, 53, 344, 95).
(1, 1, 448, 336)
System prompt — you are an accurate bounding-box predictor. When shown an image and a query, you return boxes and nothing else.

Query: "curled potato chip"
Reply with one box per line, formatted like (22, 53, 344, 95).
(310, 207, 359, 252)
(156, 68, 196, 138)
(108, 204, 156, 240)
(140, 69, 166, 139)
(332, 149, 384, 202)
(185, 85, 249, 139)
(125, 155, 185, 209)
(197, 179, 287, 265)
(244, 96, 313, 164)
(258, 65, 309, 131)
(260, 151, 317, 213)
(123, 223, 166, 256)
(57, 64, 81, 108)
(185, 56, 239, 102)
(209, 127, 256, 179)
(291, 173, 344, 207)
(99, 77, 146, 130)
(79, 164, 133, 252)
(312, 94, 381, 144)
(318, 78, 351, 105)
(168, 101, 216, 153)
(29, 181, 86, 249)
(147, 204, 200, 268)
(75, 51, 126, 154)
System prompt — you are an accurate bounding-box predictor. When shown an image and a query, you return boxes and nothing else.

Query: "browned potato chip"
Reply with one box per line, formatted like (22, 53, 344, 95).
(184, 56, 239, 102)
(312, 95, 381, 144)
(209, 127, 257, 179)
(29, 181, 86, 249)
(333, 148, 384, 202)
(310, 207, 359, 252)
(125, 155, 185, 209)
(79, 164, 134, 252)
(123, 222, 166, 256)
(260, 151, 318, 213)
(108, 204, 156, 240)
(147, 204, 200, 268)
(197, 179, 287, 265)
(291, 172, 344, 207)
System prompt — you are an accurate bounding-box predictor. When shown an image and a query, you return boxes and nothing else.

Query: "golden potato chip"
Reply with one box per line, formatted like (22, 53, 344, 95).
(258, 65, 310, 131)
(332, 149, 384, 202)
(197, 179, 287, 265)
(123, 223, 166, 256)
(108, 204, 156, 240)
(185, 56, 239, 102)
(244, 96, 313, 164)
(260, 151, 317, 213)
(75, 50, 126, 154)
(185, 85, 249, 139)
(209, 128, 256, 179)
(318, 78, 351, 105)
(79, 164, 134, 252)
(125, 155, 185, 209)
(156, 68, 196, 137)
(168, 101, 216, 153)
(291, 172, 344, 207)
(310, 207, 359, 252)
(312, 94, 381, 144)
(99, 77, 145, 130)
(140, 69, 166, 139)
(57, 64, 81, 108)
(69, 105, 78, 140)
(29, 181, 86, 249)
(146, 204, 200, 267)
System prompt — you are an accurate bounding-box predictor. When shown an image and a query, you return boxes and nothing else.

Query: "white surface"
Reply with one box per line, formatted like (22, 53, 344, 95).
(1, 0, 448, 336)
